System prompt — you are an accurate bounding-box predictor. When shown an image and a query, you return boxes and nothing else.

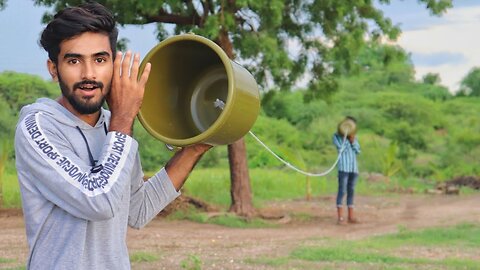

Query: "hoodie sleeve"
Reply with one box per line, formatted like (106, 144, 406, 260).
(15, 112, 138, 221)
(127, 154, 180, 229)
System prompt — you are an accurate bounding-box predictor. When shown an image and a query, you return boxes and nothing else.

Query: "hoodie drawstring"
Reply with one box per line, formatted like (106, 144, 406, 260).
(75, 122, 108, 173)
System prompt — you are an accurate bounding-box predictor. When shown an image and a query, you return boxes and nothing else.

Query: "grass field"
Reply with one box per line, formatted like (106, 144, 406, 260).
(246, 223, 480, 269)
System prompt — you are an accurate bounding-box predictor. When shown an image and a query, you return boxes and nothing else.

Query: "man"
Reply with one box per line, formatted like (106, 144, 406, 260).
(333, 116, 360, 225)
(14, 2, 211, 269)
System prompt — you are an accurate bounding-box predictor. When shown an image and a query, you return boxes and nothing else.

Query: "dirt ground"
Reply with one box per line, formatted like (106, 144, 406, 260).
(1, 193, 479, 269)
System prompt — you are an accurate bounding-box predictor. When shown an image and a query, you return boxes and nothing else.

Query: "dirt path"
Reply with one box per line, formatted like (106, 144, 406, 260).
(1, 193, 479, 269)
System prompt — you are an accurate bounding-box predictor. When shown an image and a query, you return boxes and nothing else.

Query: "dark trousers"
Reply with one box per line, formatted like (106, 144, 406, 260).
(336, 171, 358, 207)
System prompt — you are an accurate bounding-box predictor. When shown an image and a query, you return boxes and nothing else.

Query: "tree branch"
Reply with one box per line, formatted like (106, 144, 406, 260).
(145, 9, 202, 26)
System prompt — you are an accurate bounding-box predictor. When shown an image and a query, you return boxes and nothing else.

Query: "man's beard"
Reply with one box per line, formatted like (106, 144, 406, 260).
(58, 75, 109, 115)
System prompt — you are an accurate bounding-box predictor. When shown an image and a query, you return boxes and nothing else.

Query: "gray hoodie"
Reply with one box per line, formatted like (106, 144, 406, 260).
(15, 98, 180, 270)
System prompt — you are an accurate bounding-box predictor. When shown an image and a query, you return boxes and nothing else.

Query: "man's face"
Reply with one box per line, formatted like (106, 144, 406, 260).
(49, 32, 113, 115)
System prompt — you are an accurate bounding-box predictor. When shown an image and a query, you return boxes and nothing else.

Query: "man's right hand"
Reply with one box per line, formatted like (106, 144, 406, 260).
(107, 51, 151, 135)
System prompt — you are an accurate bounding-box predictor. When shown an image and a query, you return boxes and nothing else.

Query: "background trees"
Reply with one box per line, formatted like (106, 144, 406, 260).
(459, 67, 480, 97)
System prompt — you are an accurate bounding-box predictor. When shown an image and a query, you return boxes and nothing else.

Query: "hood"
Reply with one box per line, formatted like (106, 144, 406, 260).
(18, 97, 110, 129)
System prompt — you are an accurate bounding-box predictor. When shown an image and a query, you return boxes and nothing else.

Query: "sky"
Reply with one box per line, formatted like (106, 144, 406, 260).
(1, 0, 480, 93)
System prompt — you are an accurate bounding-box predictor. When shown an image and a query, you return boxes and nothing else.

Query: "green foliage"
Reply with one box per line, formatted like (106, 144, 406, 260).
(246, 116, 303, 168)
(353, 43, 415, 86)
(371, 92, 436, 126)
(389, 121, 427, 150)
(422, 72, 441, 85)
(416, 83, 452, 101)
(262, 91, 329, 127)
(382, 141, 403, 178)
(134, 121, 174, 172)
(460, 66, 480, 96)
(182, 168, 232, 207)
(0, 100, 15, 142)
(33, 0, 451, 101)
(0, 72, 57, 139)
(0, 71, 57, 113)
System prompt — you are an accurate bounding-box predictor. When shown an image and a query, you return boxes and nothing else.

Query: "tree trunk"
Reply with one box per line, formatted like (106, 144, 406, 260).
(227, 138, 255, 217)
(216, 30, 255, 217)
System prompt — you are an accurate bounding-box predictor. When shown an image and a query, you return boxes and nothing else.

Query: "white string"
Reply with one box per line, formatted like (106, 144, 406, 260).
(214, 98, 348, 177)
(248, 130, 348, 177)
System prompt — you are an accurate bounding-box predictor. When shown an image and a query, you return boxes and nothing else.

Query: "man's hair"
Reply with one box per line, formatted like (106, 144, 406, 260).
(40, 1, 118, 64)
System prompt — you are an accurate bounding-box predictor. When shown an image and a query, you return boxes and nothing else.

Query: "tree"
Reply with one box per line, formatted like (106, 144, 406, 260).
(459, 67, 480, 96)
(13, 0, 451, 216)
(422, 72, 441, 85)
(0, 71, 58, 114)
(353, 42, 415, 88)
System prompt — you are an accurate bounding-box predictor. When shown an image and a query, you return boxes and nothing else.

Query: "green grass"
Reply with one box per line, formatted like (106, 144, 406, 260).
(182, 168, 440, 208)
(2, 171, 21, 208)
(0, 258, 15, 264)
(0, 257, 24, 270)
(370, 223, 480, 248)
(291, 246, 429, 264)
(247, 223, 480, 269)
(184, 168, 339, 208)
(129, 251, 159, 263)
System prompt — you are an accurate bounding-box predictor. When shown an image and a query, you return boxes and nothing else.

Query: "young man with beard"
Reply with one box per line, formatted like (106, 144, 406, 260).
(14, 2, 211, 269)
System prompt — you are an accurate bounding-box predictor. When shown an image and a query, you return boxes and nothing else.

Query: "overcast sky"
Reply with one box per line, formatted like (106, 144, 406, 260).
(1, 0, 479, 93)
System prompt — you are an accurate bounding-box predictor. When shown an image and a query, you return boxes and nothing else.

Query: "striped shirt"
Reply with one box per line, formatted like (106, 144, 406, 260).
(333, 133, 360, 173)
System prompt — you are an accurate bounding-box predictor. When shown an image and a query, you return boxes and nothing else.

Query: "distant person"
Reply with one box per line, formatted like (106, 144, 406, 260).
(333, 116, 361, 225)
(14, 2, 211, 269)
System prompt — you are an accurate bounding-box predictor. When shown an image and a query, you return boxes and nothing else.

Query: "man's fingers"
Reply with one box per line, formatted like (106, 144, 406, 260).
(121, 51, 132, 78)
(139, 62, 151, 88)
(130, 53, 140, 80)
(113, 51, 122, 82)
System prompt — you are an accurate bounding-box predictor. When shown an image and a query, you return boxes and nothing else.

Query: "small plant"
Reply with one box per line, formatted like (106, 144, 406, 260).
(382, 141, 403, 181)
(180, 254, 202, 270)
